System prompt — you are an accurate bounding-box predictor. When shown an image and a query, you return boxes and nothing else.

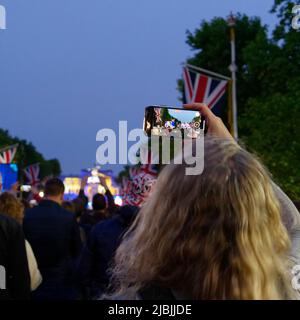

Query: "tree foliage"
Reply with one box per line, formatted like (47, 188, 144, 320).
(0, 129, 61, 181)
(271, 0, 297, 39)
(178, 2, 300, 199)
(178, 14, 269, 125)
(240, 80, 300, 199)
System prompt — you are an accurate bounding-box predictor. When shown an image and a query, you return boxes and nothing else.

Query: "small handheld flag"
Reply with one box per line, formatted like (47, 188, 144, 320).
(24, 163, 40, 186)
(0, 144, 18, 164)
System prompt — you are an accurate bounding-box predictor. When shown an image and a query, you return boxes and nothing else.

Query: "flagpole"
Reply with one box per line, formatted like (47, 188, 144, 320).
(185, 64, 231, 81)
(227, 13, 238, 140)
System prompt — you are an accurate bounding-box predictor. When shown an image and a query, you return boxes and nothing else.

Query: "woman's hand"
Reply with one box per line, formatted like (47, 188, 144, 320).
(184, 103, 234, 141)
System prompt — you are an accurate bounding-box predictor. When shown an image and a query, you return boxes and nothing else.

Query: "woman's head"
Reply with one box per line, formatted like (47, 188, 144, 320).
(112, 137, 292, 300)
(0, 192, 24, 224)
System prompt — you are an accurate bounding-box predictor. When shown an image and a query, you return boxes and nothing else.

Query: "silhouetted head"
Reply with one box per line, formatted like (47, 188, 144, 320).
(92, 193, 107, 211)
(44, 178, 65, 205)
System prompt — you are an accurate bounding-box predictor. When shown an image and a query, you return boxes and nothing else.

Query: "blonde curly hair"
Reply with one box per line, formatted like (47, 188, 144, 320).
(0, 192, 24, 224)
(111, 137, 294, 300)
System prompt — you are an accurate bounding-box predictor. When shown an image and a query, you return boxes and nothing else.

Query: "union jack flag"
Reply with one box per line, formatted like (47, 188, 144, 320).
(154, 107, 162, 124)
(120, 152, 158, 207)
(183, 65, 228, 116)
(0, 144, 18, 164)
(24, 163, 40, 186)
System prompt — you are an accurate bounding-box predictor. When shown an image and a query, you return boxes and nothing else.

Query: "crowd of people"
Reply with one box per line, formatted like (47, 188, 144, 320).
(0, 174, 136, 300)
(0, 103, 299, 300)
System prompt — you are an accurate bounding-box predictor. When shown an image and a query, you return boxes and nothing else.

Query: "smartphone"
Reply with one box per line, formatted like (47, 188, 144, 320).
(20, 185, 31, 192)
(143, 105, 205, 138)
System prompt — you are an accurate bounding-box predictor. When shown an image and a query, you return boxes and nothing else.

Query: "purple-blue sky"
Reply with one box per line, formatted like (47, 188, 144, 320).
(0, 0, 277, 175)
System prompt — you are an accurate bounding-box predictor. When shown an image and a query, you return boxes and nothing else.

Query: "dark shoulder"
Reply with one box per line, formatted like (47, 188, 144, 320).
(92, 215, 121, 232)
(0, 213, 22, 238)
(24, 205, 39, 217)
(58, 206, 77, 222)
(25, 204, 75, 224)
(0, 213, 19, 228)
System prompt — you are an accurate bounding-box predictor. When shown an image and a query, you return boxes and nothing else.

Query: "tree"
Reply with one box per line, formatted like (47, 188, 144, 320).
(178, 14, 268, 121)
(240, 79, 300, 199)
(0, 129, 61, 181)
(240, 1, 300, 199)
(179, 3, 300, 199)
(271, 0, 297, 39)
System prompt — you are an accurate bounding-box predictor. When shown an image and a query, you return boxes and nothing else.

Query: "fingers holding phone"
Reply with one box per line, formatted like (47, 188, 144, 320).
(183, 103, 234, 141)
(144, 105, 205, 138)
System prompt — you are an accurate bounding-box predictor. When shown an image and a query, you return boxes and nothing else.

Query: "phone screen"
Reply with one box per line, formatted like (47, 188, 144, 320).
(20, 185, 31, 192)
(144, 106, 205, 138)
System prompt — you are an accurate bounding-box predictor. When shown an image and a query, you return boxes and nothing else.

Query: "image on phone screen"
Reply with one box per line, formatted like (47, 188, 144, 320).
(144, 106, 205, 138)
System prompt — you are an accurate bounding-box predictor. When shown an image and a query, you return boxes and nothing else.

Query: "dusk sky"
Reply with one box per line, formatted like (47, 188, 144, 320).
(0, 0, 277, 175)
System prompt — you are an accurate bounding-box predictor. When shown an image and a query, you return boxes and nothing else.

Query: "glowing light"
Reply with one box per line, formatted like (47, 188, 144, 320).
(29, 199, 38, 206)
(63, 177, 81, 194)
(87, 176, 100, 184)
(39, 191, 44, 198)
(21, 185, 31, 192)
(91, 169, 98, 176)
(114, 195, 123, 206)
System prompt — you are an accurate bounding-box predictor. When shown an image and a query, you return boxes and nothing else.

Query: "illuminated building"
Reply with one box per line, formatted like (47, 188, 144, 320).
(61, 168, 120, 205)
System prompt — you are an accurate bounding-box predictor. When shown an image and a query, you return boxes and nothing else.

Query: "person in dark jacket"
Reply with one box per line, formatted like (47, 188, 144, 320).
(80, 193, 108, 226)
(23, 178, 82, 300)
(76, 205, 138, 299)
(0, 213, 31, 300)
(79, 176, 117, 237)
